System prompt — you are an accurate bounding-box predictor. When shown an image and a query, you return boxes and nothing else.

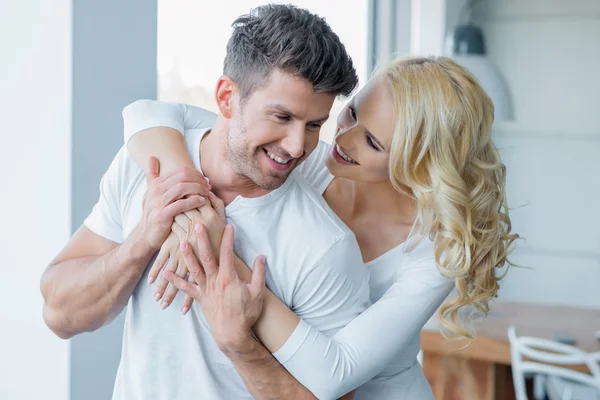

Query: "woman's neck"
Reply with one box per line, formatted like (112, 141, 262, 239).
(326, 177, 418, 262)
(343, 178, 417, 224)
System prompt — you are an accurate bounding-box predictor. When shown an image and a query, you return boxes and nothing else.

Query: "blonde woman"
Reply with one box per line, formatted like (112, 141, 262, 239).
(123, 56, 517, 399)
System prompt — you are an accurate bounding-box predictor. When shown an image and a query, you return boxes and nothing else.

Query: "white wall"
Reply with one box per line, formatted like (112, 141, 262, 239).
(474, 0, 600, 308)
(0, 0, 72, 399)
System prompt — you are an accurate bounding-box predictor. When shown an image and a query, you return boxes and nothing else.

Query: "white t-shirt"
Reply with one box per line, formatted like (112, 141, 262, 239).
(85, 107, 371, 399)
(276, 142, 454, 400)
(121, 100, 455, 400)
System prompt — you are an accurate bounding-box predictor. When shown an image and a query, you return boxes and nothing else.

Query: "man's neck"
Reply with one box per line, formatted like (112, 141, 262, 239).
(199, 117, 269, 205)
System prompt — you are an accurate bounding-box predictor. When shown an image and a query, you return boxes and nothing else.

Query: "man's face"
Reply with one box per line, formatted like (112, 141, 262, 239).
(226, 69, 335, 190)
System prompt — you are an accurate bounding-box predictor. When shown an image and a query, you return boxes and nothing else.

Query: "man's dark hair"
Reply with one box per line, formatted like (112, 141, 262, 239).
(223, 4, 358, 100)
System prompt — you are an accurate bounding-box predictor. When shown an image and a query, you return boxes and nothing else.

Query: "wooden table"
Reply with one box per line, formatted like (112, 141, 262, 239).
(421, 301, 600, 400)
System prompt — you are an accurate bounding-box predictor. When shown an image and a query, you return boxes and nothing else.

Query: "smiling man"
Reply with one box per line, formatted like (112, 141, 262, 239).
(41, 4, 370, 399)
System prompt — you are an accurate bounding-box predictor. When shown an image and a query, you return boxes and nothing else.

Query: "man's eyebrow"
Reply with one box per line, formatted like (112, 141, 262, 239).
(266, 104, 329, 123)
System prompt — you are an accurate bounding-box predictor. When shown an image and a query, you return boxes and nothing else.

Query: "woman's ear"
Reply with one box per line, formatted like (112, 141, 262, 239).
(214, 75, 236, 119)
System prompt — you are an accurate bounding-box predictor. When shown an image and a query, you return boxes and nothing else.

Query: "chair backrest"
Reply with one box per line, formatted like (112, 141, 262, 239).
(508, 325, 600, 400)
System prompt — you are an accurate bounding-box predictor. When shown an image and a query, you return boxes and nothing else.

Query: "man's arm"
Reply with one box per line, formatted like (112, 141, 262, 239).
(41, 150, 209, 339)
(222, 334, 355, 399)
(40, 225, 155, 339)
(224, 335, 316, 399)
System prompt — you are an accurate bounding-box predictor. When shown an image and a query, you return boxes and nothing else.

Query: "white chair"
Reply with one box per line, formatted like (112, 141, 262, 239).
(508, 325, 600, 400)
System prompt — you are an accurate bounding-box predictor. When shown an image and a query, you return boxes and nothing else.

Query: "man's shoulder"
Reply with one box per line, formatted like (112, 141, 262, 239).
(102, 144, 147, 201)
(261, 173, 360, 270)
(284, 171, 352, 238)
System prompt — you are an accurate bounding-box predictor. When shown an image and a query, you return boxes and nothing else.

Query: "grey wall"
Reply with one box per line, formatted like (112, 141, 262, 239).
(368, 0, 412, 75)
(70, 1, 157, 399)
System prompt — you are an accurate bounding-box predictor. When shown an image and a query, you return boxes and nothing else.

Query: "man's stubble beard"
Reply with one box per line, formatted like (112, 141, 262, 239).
(226, 118, 289, 191)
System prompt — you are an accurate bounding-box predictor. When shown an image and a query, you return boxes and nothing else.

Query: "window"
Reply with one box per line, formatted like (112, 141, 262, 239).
(158, 0, 368, 143)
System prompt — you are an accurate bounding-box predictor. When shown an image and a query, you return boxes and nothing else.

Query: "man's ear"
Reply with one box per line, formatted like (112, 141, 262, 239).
(214, 75, 237, 119)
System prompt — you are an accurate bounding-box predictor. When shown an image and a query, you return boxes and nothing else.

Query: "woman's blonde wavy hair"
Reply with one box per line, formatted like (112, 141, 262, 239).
(376, 56, 519, 338)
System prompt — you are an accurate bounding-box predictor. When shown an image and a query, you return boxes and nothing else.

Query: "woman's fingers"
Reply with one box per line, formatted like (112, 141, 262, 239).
(173, 213, 191, 234)
(154, 256, 177, 303)
(148, 247, 169, 285)
(160, 259, 188, 309)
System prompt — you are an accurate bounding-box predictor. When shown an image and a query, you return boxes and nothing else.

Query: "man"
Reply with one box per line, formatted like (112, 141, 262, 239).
(41, 5, 370, 399)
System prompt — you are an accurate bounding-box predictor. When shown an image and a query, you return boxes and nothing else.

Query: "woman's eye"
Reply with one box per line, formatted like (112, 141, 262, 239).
(349, 106, 357, 120)
(366, 135, 379, 151)
(276, 114, 291, 121)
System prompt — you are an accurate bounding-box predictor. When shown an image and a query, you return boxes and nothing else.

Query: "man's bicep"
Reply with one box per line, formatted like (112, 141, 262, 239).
(293, 235, 371, 334)
(51, 225, 119, 266)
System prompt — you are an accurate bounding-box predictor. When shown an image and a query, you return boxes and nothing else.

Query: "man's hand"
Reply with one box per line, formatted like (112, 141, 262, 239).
(164, 224, 266, 352)
(136, 156, 210, 250)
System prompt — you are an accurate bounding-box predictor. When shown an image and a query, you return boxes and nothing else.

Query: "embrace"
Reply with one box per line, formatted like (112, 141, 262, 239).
(41, 4, 517, 399)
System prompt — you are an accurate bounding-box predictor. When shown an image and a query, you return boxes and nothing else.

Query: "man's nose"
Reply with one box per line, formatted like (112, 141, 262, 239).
(281, 125, 305, 159)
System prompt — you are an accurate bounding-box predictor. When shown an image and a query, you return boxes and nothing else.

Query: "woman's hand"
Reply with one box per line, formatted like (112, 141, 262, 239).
(163, 224, 267, 351)
(148, 191, 227, 313)
(147, 219, 195, 311)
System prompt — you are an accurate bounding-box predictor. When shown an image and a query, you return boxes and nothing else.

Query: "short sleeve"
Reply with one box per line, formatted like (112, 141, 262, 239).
(83, 146, 131, 244)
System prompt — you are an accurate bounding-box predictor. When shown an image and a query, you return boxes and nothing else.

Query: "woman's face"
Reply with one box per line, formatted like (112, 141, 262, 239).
(326, 76, 396, 183)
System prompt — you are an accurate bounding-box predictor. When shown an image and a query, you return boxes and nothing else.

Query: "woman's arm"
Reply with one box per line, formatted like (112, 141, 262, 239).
(123, 100, 216, 173)
(128, 127, 194, 173)
(267, 260, 453, 398)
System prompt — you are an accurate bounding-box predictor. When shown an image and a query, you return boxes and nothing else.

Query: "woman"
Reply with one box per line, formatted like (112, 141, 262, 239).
(123, 56, 517, 399)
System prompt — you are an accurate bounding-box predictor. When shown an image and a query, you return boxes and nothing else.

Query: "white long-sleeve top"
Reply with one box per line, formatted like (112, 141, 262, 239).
(122, 100, 455, 399)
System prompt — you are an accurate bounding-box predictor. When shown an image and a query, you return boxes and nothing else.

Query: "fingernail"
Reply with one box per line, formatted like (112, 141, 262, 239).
(195, 224, 202, 233)
(160, 301, 168, 310)
(154, 293, 161, 301)
(180, 241, 188, 250)
(162, 271, 169, 279)
(181, 307, 189, 315)
(259, 255, 267, 264)
(198, 197, 206, 205)
(147, 275, 153, 284)
(205, 177, 210, 184)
